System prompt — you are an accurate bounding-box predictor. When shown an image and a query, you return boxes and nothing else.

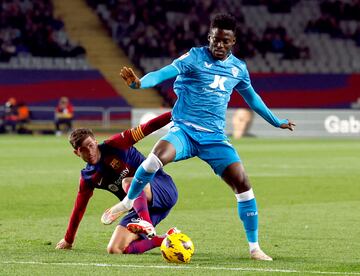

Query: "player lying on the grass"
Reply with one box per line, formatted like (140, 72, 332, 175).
(102, 14, 296, 261)
(55, 112, 178, 254)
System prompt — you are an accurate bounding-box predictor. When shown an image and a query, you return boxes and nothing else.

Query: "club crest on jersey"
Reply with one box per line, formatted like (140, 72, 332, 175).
(232, 67, 239, 77)
(110, 158, 121, 170)
(204, 61, 212, 68)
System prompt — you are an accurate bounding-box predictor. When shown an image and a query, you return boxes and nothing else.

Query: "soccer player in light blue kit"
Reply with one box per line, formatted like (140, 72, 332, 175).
(102, 14, 295, 261)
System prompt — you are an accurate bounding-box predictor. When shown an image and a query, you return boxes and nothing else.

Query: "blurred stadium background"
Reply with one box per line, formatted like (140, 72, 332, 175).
(1, 1, 360, 275)
(0, 0, 359, 137)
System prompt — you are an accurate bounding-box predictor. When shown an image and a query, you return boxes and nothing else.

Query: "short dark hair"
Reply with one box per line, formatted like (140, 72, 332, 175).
(69, 128, 95, 149)
(210, 13, 237, 33)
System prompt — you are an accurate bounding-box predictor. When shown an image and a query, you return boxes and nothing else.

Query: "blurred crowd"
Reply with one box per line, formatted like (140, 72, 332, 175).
(0, 0, 85, 62)
(2, 0, 358, 67)
(87, 0, 309, 70)
(305, 0, 360, 45)
(243, 0, 300, 13)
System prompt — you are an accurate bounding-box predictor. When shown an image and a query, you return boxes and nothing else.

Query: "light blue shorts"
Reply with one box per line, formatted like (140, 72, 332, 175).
(161, 125, 241, 176)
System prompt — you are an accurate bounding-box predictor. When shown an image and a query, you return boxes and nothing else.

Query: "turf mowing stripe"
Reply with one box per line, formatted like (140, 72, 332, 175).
(2, 261, 359, 275)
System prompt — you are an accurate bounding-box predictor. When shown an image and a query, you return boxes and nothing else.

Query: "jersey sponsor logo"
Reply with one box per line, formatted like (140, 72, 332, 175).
(209, 75, 227, 91)
(108, 184, 119, 192)
(232, 67, 239, 77)
(178, 52, 190, 60)
(113, 167, 129, 186)
(204, 61, 212, 68)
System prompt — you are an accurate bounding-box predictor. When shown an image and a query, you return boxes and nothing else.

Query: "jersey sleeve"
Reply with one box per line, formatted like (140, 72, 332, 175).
(236, 85, 287, 127)
(234, 65, 251, 91)
(64, 177, 94, 244)
(140, 65, 179, 89)
(171, 48, 197, 74)
(104, 111, 172, 149)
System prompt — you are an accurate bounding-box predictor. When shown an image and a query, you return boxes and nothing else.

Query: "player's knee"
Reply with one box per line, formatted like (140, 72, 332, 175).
(122, 178, 131, 191)
(223, 163, 251, 192)
(238, 171, 249, 186)
(143, 183, 153, 202)
(107, 244, 124, 254)
(142, 152, 163, 173)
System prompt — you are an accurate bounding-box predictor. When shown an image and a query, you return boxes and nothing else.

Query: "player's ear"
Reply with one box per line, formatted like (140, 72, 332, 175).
(73, 149, 80, 157)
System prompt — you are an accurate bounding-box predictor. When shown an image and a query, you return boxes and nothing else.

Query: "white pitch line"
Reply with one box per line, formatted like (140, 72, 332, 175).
(1, 261, 359, 275)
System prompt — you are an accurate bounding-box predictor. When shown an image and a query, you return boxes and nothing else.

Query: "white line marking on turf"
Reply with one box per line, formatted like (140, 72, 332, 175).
(2, 261, 359, 275)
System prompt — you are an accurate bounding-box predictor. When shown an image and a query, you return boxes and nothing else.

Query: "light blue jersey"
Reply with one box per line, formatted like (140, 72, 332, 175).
(139, 46, 287, 134)
(171, 46, 251, 133)
(127, 42, 287, 254)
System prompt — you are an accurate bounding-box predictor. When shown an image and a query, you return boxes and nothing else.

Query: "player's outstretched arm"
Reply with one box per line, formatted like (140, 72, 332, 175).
(55, 238, 72, 250)
(238, 85, 295, 131)
(55, 180, 94, 250)
(105, 111, 172, 148)
(120, 65, 178, 89)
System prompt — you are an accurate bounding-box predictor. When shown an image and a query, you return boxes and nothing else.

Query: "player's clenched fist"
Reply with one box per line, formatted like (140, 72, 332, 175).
(120, 67, 141, 89)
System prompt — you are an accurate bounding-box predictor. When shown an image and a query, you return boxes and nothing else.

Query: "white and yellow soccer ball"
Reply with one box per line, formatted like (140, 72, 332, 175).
(160, 233, 195, 263)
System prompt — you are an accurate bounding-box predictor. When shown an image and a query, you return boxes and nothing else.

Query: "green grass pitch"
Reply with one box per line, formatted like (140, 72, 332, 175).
(0, 135, 359, 275)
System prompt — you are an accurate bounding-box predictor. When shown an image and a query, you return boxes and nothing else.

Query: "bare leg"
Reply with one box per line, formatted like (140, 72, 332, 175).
(221, 162, 251, 193)
(107, 225, 138, 254)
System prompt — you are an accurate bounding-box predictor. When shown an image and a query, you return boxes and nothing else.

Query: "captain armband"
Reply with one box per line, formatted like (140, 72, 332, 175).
(131, 126, 145, 142)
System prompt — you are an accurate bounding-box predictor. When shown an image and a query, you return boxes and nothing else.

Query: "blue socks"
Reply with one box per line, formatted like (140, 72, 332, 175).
(237, 198, 258, 243)
(127, 165, 155, 200)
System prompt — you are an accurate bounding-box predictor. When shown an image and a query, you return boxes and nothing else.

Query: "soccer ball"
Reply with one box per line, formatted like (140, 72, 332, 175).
(160, 233, 195, 263)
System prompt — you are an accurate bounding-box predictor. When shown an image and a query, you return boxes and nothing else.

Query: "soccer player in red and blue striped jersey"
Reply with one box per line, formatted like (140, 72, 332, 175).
(55, 112, 178, 254)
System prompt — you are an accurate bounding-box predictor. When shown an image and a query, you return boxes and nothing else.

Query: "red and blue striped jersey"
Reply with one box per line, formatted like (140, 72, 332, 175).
(64, 111, 171, 244)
